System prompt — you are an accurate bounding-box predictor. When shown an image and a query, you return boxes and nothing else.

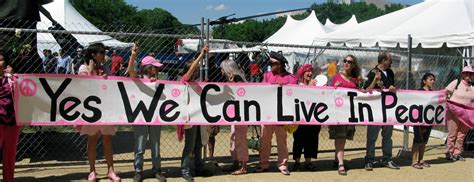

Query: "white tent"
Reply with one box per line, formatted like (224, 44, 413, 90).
(314, 0, 474, 48)
(264, 11, 327, 46)
(323, 15, 358, 32)
(37, 0, 131, 52)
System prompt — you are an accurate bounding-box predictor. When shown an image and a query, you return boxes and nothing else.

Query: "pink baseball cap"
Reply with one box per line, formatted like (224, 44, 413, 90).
(141, 56, 163, 68)
(462, 65, 473, 73)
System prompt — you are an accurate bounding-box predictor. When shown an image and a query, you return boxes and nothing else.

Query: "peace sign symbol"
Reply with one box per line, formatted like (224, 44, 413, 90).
(20, 79, 37, 97)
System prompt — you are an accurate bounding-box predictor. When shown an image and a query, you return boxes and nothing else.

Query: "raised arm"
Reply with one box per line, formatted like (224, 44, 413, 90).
(128, 43, 139, 79)
(184, 45, 208, 82)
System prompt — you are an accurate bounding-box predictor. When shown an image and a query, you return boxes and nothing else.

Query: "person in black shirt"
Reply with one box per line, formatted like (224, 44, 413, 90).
(411, 73, 435, 169)
(363, 51, 399, 171)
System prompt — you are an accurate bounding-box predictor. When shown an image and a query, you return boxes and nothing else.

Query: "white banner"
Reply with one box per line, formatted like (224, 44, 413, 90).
(15, 74, 447, 126)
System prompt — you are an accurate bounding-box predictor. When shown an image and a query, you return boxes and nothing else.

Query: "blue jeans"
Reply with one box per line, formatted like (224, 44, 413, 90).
(134, 126, 162, 173)
(365, 125, 393, 163)
(181, 126, 203, 176)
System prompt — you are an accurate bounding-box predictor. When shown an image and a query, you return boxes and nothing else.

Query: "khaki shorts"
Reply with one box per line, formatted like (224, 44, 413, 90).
(329, 125, 355, 140)
(80, 125, 116, 136)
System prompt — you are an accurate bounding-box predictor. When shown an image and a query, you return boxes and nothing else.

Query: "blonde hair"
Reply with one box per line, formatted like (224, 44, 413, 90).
(220, 59, 247, 82)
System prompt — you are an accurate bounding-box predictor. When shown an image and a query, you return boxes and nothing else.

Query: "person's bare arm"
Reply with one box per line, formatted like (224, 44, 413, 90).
(366, 71, 381, 90)
(184, 45, 208, 82)
(128, 43, 138, 79)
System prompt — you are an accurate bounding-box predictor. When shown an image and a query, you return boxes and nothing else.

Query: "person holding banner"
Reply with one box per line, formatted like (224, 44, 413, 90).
(178, 45, 213, 182)
(363, 51, 400, 171)
(77, 43, 121, 182)
(256, 51, 297, 175)
(127, 43, 166, 182)
(292, 64, 321, 171)
(0, 54, 19, 182)
(218, 59, 250, 175)
(329, 55, 361, 175)
(411, 73, 436, 169)
(445, 65, 474, 161)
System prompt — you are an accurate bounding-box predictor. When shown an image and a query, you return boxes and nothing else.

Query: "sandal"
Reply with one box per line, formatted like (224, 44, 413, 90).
(421, 162, 430, 168)
(107, 171, 121, 182)
(87, 171, 97, 182)
(411, 163, 423, 169)
(338, 164, 347, 176)
(231, 168, 248, 175)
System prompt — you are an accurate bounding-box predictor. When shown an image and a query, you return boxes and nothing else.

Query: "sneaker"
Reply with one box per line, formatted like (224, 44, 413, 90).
(182, 171, 194, 182)
(446, 153, 455, 161)
(155, 172, 167, 182)
(454, 155, 466, 161)
(133, 172, 142, 182)
(382, 161, 400, 170)
(365, 162, 373, 171)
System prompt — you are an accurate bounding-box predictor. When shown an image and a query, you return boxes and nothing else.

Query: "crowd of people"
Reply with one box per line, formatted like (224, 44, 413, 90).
(0, 44, 473, 182)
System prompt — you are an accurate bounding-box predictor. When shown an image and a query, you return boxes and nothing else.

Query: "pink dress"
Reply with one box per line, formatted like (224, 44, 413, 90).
(78, 64, 116, 136)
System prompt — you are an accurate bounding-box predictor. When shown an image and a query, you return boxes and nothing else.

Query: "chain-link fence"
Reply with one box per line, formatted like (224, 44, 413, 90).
(0, 19, 465, 168)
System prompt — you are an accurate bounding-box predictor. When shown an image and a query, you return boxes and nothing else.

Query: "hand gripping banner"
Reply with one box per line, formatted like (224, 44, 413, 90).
(14, 74, 447, 126)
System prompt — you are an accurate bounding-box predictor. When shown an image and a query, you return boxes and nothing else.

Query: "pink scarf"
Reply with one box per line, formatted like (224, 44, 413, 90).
(447, 100, 474, 128)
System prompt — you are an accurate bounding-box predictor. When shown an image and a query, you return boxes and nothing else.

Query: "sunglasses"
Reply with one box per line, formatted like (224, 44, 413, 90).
(343, 59, 354, 64)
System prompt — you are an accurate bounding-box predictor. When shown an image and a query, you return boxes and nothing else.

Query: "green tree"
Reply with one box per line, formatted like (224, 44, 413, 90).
(71, 0, 198, 53)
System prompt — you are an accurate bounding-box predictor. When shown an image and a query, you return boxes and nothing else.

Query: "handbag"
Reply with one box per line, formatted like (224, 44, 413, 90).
(247, 126, 260, 151)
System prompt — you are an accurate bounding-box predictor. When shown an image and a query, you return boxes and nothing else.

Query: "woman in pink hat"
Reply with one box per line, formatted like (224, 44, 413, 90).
(127, 43, 166, 182)
(445, 65, 474, 161)
(291, 64, 321, 171)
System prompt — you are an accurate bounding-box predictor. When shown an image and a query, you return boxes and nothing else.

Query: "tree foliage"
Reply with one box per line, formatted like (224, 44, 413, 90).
(213, 2, 405, 42)
(70, 0, 199, 53)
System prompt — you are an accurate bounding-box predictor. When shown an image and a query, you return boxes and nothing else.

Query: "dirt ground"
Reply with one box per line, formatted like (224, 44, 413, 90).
(10, 146, 474, 182)
(5, 128, 471, 181)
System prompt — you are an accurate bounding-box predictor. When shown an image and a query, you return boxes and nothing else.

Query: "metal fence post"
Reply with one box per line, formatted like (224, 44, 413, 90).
(403, 34, 413, 151)
(205, 19, 210, 81)
(199, 17, 205, 82)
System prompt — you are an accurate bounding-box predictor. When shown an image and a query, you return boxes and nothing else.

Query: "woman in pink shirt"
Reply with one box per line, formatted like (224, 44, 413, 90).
(445, 65, 474, 161)
(78, 43, 120, 182)
(329, 55, 360, 175)
(0, 55, 19, 182)
(257, 51, 297, 175)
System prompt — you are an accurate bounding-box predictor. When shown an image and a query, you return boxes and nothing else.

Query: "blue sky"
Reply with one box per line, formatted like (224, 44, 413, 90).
(124, 0, 423, 24)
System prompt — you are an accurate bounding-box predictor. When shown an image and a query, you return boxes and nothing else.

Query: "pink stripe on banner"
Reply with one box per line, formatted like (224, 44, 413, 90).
(18, 120, 445, 126)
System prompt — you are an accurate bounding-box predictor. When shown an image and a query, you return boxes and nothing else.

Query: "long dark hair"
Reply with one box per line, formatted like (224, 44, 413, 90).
(83, 43, 106, 65)
(421, 72, 435, 88)
(346, 54, 360, 78)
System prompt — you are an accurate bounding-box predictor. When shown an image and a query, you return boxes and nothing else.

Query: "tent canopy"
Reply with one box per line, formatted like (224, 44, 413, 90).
(323, 15, 358, 32)
(37, 0, 131, 52)
(314, 0, 474, 48)
(264, 11, 327, 46)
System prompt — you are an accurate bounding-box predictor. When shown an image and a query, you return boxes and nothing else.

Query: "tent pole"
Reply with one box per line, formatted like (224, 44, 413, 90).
(403, 34, 413, 152)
